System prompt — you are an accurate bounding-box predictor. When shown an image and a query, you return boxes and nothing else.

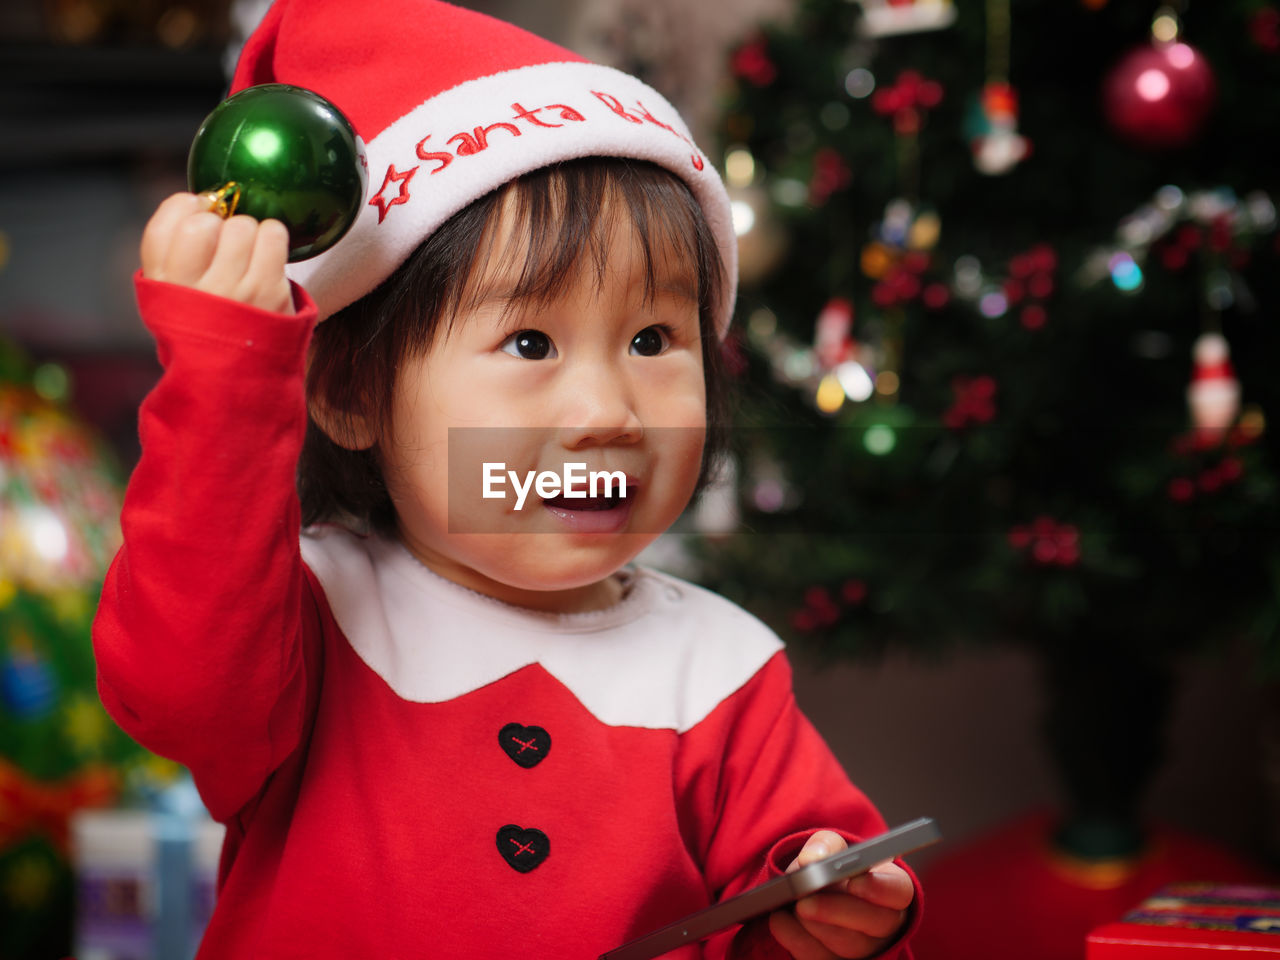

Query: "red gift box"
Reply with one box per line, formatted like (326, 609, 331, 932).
(1087, 883, 1280, 957)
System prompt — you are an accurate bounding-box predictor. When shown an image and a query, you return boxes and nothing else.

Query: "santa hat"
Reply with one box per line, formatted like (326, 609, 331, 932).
(229, 0, 737, 336)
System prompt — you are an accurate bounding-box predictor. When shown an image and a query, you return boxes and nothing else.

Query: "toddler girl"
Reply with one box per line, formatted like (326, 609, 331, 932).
(92, 0, 921, 957)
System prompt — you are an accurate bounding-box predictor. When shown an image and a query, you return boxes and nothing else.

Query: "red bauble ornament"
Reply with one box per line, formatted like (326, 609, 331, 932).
(1102, 41, 1216, 148)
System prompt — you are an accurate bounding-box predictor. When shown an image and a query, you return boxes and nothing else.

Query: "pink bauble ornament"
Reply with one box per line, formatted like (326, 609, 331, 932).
(1102, 41, 1216, 148)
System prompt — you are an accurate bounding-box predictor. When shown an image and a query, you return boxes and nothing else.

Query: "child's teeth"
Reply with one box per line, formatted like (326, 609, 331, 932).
(546, 495, 620, 511)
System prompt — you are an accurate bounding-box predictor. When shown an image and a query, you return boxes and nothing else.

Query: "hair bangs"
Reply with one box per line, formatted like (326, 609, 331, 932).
(454, 161, 720, 328)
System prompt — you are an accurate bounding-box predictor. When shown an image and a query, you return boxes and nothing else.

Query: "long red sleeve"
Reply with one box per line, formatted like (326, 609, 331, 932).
(676, 653, 921, 960)
(93, 273, 320, 822)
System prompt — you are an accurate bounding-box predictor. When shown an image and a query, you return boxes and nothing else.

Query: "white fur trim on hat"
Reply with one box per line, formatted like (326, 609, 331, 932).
(285, 60, 737, 335)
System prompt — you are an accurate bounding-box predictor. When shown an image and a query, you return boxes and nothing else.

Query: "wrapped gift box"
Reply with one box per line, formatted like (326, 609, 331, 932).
(71, 805, 224, 960)
(1087, 884, 1280, 958)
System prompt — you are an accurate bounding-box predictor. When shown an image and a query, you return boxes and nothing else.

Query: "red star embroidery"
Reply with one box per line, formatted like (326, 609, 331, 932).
(369, 163, 418, 223)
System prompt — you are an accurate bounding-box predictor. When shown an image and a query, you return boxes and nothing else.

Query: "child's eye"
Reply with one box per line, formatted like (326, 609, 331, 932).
(500, 329, 557, 360)
(630, 325, 670, 357)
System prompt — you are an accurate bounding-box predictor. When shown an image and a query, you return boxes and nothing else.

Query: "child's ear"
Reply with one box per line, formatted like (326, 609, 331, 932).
(309, 396, 378, 451)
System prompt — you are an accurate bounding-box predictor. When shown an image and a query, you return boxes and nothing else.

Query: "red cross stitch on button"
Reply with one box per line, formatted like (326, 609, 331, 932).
(499, 723, 551, 768)
(496, 824, 549, 873)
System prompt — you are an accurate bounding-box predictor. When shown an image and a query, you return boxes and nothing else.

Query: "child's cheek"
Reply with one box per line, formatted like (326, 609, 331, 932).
(648, 353, 707, 426)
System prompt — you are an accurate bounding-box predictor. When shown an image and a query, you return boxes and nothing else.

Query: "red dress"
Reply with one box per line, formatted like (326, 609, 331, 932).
(93, 276, 920, 959)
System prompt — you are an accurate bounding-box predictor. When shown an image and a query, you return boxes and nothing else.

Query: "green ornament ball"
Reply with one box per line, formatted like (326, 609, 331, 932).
(187, 83, 367, 262)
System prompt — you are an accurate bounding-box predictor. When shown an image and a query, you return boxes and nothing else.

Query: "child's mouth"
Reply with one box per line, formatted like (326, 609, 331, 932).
(541, 493, 626, 511)
(540, 484, 637, 533)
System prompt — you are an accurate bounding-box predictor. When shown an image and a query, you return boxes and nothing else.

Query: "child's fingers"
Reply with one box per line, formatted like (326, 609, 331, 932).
(140, 195, 292, 313)
(239, 218, 293, 314)
(768, 909, 836, 960)
(160, 209, 225, 287)
(843, 863, 915, 911)
(769, 908, 873, 960)
(788, 830, 847, 873)
(795, 890, 907, 941)
(196, 214, 259, 297)
(140, 193, 208, 280)
(774, 843, 913, 958)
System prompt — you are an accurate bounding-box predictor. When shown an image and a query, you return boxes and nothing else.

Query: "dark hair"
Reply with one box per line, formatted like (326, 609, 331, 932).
(300, 157, 731, 535)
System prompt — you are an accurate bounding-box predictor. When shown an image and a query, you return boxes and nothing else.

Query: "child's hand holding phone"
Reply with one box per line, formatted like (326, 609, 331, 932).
(768, 830, 915, 960)
(140, 192, 293, 315)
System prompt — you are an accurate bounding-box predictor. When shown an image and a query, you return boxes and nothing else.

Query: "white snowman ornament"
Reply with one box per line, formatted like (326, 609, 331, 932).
(1187, 332, 1241, 440)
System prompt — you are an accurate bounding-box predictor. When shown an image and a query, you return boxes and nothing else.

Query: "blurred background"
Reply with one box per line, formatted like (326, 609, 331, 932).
(1, 0, 1278, 957)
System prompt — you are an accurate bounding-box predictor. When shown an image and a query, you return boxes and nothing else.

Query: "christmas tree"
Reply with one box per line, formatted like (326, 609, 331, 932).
(698, 0, 1280, 862)
(0, 339, 179, 958)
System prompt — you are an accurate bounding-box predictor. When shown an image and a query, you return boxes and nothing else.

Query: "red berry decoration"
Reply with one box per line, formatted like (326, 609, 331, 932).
(808, 148, 853, 206)
(943, 375, 997, 430)
(789, 580, 869, 633)
(841, 579, 868, 605)
(731, 35, 778, 87)
(1005, 244, 1057, 330)
(1167, 477, 1195, 502)
(1250, 7, 1280, 53)
(872, 70, 944, 135)
(1102, 41, 1217, 149)
(871, 251, 936, 309)
(1008, 516, 1080, 567)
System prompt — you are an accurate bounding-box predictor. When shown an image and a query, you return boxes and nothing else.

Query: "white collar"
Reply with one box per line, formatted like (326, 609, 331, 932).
(300, 527, 782, 732)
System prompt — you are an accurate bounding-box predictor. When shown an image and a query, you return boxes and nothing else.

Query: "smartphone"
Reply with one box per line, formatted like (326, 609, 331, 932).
(598, 817, 940, 960)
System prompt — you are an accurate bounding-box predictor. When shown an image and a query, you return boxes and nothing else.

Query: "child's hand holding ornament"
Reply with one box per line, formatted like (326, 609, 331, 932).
(141, 84, 368, 315)
(140, 192, 294, 314)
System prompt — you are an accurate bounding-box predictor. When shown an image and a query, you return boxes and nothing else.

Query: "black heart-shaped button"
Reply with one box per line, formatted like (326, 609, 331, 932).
(497, 824, 549, 873)
(499, 723, 551, 768)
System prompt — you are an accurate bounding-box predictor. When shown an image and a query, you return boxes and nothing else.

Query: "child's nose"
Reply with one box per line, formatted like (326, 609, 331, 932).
(555, 361, 643, 448)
